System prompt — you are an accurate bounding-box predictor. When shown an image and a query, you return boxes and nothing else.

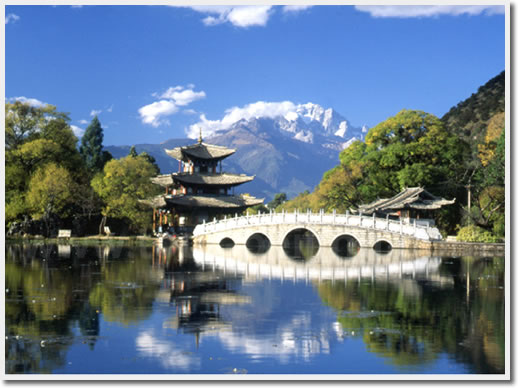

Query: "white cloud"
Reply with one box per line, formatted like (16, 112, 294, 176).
(354, 5, 504, 18)
(90, 109, 102, 117)
(10, 96, 48, 108)
(106, 105, 113, 113)
(187, 100, 298, 138)
(282, 5, 313, 13)
(173, 5, 273, 28)
(78, 119, 89, 125)
(159, 87, 206, 106)
(6, 13, 20, 24)
(139, 85, 205, 127)
(138, 100, 179, 127)
(70, 125, 84, 138)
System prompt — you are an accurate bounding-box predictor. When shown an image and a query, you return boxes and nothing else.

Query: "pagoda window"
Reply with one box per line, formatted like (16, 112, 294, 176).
(219, 188, 226, 195)
(194, 166, 200, 173)
(187, 187, 193, 194)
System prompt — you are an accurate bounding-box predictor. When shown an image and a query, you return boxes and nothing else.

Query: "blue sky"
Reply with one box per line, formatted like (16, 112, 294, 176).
(5, 5, 505, 146)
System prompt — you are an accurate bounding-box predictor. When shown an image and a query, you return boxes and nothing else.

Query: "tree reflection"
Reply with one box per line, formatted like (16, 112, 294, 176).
(88, 246, 162, 325)
(317, 256, 505, 373)
(5, 245, 101, 373)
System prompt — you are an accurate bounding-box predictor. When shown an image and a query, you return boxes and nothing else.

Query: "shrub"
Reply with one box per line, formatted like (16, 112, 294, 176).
(457, 225, 502, 243)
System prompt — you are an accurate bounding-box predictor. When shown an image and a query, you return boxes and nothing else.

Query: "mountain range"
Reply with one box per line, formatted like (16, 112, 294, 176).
(105, 103, 368, 201)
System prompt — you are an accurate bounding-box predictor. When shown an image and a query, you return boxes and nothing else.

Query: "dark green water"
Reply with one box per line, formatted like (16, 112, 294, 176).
(5, 242, 505, 375)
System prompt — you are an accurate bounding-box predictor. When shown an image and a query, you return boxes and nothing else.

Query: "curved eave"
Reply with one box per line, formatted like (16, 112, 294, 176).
(151, 174, 174, 187)
(139, 196, 167, 209)
(164, 194, 264, 209)
(165, 142, 236, 162)
(172, 173, 255, 187)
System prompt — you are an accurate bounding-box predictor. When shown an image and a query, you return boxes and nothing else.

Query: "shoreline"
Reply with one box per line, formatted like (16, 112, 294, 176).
(5, 236, 505, 255)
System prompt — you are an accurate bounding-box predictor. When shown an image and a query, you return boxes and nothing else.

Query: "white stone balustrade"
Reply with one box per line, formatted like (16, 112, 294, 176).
(194, 210, 441, 242)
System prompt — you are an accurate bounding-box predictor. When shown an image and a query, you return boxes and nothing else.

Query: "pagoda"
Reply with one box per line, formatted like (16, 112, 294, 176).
(143, 132, 263, 234)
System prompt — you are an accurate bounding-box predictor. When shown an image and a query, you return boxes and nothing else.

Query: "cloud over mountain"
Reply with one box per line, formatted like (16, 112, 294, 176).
(186, 101, 367, 148)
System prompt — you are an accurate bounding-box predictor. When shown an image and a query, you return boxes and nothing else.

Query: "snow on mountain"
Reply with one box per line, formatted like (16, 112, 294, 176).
(188, 101, 367, 148)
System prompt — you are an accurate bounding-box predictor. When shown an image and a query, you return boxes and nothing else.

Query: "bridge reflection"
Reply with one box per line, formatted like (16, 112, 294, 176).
(191, 244, 452, 286)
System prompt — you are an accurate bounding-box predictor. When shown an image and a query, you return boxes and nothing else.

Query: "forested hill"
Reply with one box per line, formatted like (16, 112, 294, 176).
(441, 71, 505, 141)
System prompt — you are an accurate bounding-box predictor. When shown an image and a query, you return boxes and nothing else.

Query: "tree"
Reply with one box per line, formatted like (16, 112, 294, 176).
(80, 116, 111, 172)
(268, 192, 287, 209)
(5, 102, 87, 227)
(26, 163, 75, 236)
(91, 154, 162, 234)
(5, 102, 68, 150)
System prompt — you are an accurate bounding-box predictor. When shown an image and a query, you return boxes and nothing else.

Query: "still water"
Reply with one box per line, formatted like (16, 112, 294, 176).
(5, 242, 505, 375)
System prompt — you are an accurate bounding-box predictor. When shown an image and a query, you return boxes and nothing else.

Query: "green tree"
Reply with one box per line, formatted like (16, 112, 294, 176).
(5, 101, 68, 150)
(80, 116, 111, 172)
(268, 192, 287, 210)
(5, 102, 88, 227)
(91, 154, 161, 234)
(25, 163, 75, 236)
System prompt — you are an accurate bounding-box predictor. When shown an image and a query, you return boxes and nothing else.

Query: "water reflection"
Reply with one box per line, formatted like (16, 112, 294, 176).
(5, 242, 505, 374)
(282, 229, 319, 261)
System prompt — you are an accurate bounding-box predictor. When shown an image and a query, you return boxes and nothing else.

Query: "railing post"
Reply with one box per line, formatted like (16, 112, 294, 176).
(400, 217, 403, 235)
(345, 209, 349, 224)
(333, 209, 336, 224)
(320, 209, 323, 223)
(386, 214, 389, 230)
(359, 211, 363, 227)
(413, 219, 417, 236)
(372, 213, 376, 229)
(283, 209, 285, 222)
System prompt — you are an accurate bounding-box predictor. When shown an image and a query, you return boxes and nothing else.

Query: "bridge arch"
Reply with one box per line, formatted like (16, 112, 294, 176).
(373, 239, 392, 253)
(219, 237, 235, 248)
(281, 226, 322, 248)
(281, 227, 320, 261)
(331, 234, 361, 257)
(246, 232, 271, 254)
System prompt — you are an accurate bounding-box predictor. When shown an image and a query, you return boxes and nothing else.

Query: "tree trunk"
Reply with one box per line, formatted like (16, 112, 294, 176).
(99, 215, 107, 235)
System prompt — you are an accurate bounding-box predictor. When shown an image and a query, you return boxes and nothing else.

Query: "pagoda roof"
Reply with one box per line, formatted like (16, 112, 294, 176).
(172, 173, 254, 187)
(165, 194, 264, 209)
(151, 174, 174, 187)
(358, 187, 455, 214)
(165, 142, 236, 162)
(138, 195, 167, 209)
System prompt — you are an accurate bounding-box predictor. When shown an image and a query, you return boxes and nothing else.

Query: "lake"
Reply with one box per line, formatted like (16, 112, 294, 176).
(4, 242, 505, 376)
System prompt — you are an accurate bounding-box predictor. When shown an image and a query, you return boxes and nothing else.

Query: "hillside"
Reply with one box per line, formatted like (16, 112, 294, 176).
(441, 71, 505, 141)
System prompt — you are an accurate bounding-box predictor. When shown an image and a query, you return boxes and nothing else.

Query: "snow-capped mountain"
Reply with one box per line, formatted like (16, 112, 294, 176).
(189, 101, 368, 150)
(106, 103, 368, 201)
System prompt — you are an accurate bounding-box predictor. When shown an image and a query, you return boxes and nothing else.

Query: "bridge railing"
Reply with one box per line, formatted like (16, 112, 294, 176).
(193, 210, 443, 241)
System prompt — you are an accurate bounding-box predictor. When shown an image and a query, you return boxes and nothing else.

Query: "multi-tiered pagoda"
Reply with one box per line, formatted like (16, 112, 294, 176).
(144, 134, 263, 234)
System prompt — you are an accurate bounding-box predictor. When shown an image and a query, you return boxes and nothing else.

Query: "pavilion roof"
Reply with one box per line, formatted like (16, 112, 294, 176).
(151, 174, 174, 187)
(138, 195, 167, 209)
(165, 142, 236, 162)
(172, 173, 254, 187)
(358, 187, 455, 214)
(165, 194, 264, 209)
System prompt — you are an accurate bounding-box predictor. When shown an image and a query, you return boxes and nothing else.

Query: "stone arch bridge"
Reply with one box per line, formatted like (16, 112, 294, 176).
(192, 210, 443, 250)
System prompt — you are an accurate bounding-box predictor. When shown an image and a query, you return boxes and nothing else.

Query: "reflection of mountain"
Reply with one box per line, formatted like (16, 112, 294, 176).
(5, 242, 505, 374)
